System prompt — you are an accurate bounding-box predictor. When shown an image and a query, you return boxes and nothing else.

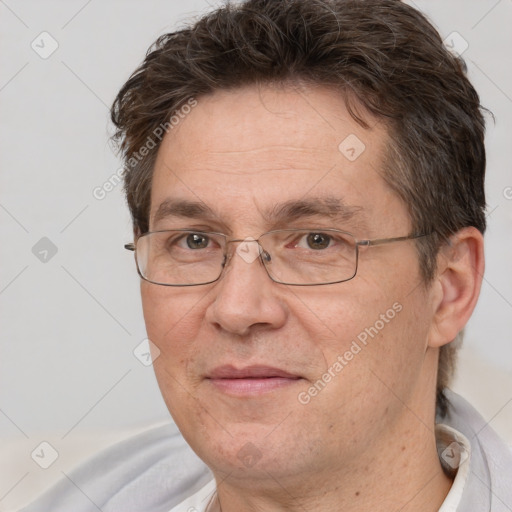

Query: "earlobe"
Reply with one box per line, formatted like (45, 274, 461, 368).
(428, 227, 485, 348)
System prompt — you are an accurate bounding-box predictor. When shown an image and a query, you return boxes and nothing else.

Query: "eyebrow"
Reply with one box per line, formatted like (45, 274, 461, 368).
(152, 196, 366, 230)
(153, 198, 215, 225)
(268, 197, 364, 226)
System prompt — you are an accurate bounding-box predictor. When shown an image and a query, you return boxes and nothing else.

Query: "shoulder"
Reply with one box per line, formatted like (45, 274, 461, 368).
(440, 389, 512, 510)
(21, 422, 213, 512)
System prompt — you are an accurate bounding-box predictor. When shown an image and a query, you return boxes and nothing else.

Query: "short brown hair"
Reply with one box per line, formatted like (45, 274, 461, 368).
(111, 0, 487, 417)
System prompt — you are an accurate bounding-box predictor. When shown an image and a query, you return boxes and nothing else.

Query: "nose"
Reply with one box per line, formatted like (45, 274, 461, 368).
(204, 239, 287, 337)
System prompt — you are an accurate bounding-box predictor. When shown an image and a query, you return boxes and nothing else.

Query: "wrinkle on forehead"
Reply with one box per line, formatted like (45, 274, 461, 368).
(205, 145, 332, 155)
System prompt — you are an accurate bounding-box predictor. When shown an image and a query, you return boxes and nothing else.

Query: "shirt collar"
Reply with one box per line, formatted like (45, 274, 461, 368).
(436, 423, 472, 512)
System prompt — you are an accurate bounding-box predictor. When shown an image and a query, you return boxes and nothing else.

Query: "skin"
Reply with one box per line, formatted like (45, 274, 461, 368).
(139, 83, 484, 511)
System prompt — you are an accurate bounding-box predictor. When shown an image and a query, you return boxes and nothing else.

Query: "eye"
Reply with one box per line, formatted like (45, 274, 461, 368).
(298, 232, 333, 250)
(180, 233, 211, 249)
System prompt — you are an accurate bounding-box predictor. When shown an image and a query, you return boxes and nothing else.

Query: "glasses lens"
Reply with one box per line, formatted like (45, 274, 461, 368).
(260, 229, 357, 285)
(134, 229, 357, 286)
(136, 231, 226, 285)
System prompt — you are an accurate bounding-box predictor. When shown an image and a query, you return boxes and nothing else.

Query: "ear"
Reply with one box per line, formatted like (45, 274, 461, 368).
(428, 227, 485, 348)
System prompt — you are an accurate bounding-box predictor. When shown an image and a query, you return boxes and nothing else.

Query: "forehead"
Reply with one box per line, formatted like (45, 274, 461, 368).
(150, 84, 408, 234)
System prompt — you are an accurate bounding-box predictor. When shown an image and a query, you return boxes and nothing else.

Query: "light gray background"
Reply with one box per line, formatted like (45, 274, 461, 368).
(1, 1, 511, 510)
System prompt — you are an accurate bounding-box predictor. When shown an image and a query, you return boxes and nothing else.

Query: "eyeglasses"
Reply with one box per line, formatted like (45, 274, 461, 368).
(124, 228, 428, 287)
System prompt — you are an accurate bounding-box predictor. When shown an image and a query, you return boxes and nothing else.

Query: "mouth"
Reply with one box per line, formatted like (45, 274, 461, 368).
(206, 365, 303, 396)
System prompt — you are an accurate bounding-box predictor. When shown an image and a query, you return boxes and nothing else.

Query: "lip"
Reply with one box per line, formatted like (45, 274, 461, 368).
(208, 365, 300, 379)
(206, 365, 302, 396)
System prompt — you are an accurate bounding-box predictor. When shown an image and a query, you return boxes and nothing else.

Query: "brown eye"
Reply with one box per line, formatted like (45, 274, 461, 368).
(305, 233, 331, 250)
(185, 233, 210, 249)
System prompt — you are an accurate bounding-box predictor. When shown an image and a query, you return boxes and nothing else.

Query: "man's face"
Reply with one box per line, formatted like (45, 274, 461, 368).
(142, 85, 437, 482)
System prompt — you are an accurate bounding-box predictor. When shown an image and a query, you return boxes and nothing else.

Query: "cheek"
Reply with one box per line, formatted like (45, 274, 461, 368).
(299, 274, 429, 391)
(141, 285, 208, 424)
(142, 281, 202, 333)
(295, 278, 389, 353)
(141, 284, 206, 370)
(296, 289, 430, 440)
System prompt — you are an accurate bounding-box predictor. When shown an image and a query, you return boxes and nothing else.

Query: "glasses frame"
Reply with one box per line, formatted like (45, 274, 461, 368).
(124, 228, 429, 287)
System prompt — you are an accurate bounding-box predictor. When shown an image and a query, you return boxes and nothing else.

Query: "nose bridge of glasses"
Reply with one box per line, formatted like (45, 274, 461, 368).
(224, 237, 270, 265)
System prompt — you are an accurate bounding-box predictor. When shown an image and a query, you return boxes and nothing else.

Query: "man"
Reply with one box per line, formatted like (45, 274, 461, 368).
(23, 0, 512, 511)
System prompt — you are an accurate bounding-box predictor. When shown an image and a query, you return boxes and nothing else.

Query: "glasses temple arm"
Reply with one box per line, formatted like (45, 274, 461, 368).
(358, 233, 429, 247)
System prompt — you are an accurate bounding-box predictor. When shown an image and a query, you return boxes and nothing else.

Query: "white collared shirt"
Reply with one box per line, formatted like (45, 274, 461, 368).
(437, 424, 472, 512)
